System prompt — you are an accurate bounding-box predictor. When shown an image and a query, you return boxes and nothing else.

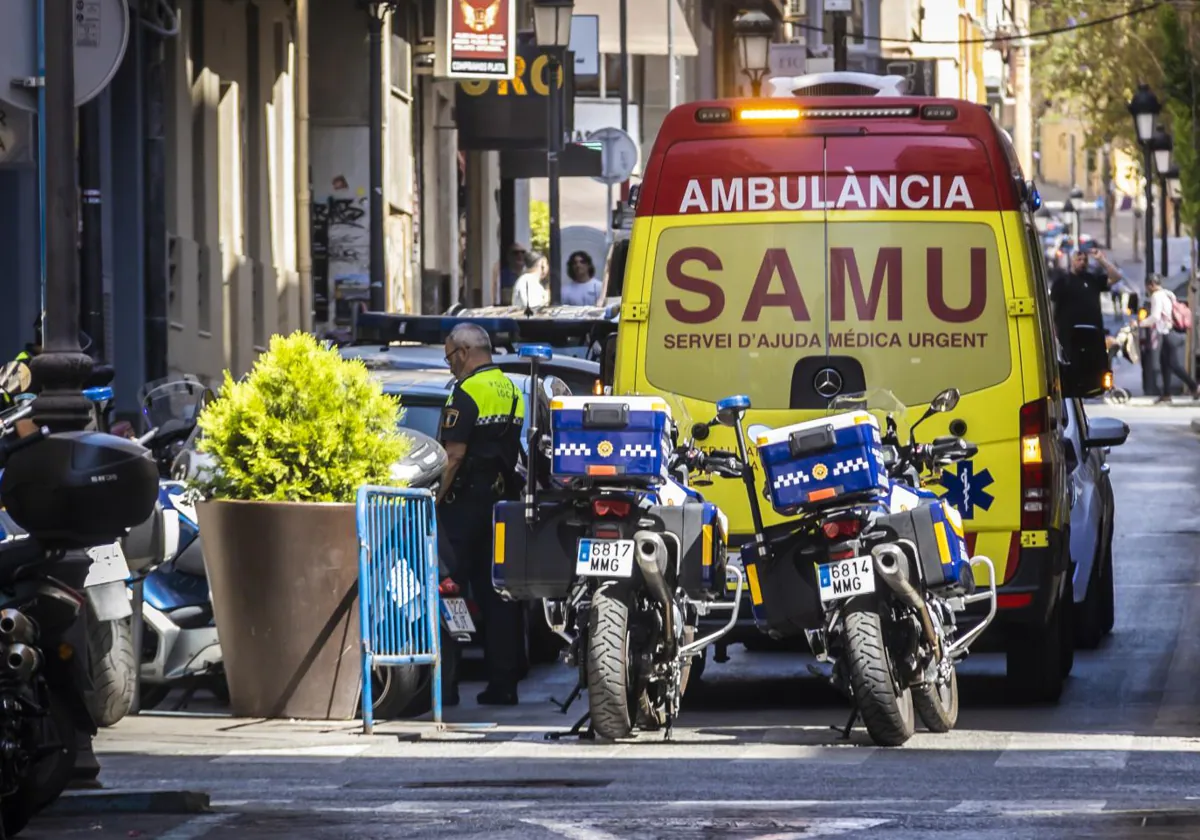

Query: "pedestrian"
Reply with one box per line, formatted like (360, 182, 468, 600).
(562, 251, 603, 306)
(437, 323, 526, 705)
(1140, 274, 1199, 403)
(1050, 248, 1124, 352)
(493, 241, 528, 306)
(512, 251, 550, 311)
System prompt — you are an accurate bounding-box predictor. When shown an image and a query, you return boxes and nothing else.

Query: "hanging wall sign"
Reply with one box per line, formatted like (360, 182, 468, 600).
(435, 0, 517, 80)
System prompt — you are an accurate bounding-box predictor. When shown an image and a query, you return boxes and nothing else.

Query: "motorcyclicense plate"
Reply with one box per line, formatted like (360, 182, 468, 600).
(816, 555, 875, 603)
(84, 542, 131, 588)
(442, 597, 475, 634)
(576, 539, 635, 578)
(726, 553, 743, 592)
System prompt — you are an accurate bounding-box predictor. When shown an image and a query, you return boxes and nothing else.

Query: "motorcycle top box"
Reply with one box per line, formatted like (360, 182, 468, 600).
(756, 411, 888, 514)
(550, 396, 673, 484)
(1, 431, 159, 548)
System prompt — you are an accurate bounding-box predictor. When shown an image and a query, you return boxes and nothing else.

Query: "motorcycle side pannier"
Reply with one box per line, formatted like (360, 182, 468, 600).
(491, 500, 581, 601)
(649, 501, 727, 598)
(741, 541, 825, 637)
(1, 431, 159, 549)
(872, 500, 971, 588)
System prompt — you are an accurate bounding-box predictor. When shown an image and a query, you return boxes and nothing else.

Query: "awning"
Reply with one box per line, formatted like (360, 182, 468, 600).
(572, 0, 698, 58)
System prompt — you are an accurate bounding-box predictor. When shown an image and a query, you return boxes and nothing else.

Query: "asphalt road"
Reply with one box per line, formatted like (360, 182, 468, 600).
(24, 405, 1200, 840)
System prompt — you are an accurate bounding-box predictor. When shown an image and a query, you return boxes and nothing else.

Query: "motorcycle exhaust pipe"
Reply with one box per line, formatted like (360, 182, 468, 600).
(1, 643, 41, 682)
(871, 544, 942, 661)
(0, 610, 35, 645)
(634, 530, 677, 656)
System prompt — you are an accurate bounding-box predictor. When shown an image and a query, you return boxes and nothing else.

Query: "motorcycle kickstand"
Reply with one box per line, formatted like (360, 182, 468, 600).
(544, 710, 594, 741)
(832, 707, 859, 740)
(550, 681, 584, 715)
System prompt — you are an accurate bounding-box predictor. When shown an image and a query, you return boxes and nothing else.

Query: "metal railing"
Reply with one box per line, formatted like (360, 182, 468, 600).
(356, 485, 443, 734)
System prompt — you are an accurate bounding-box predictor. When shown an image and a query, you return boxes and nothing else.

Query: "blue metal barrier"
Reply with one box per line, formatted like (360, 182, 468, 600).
(356, 485, 442, 734)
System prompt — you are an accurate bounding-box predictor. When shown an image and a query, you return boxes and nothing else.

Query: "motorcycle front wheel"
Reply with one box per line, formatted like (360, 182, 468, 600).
(913, 667, 959, 733)
(842, 598, 915, 747)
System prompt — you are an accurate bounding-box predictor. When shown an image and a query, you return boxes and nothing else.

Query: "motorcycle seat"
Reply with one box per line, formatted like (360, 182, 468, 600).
(166, 604, 213, 630)
(173, 540, 206, 577)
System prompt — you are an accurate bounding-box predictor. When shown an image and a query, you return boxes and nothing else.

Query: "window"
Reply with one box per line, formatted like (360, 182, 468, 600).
(823, 0, 865, 47)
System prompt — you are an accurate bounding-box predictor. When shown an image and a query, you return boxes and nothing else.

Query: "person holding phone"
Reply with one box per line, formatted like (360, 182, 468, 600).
(1051, 248, 1124, 342)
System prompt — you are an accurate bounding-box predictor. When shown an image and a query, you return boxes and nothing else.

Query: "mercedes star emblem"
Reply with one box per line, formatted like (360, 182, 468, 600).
(813, 368, 844, 399)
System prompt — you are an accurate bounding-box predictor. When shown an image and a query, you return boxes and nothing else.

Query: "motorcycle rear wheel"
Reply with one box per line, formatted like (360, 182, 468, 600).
(843, 598, 915, 747)
(913, 667, 959, 733)
(2, 689, 78, 837)
(586, 589, 635, 740)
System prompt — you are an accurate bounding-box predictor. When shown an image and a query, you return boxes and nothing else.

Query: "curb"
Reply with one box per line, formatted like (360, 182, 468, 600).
(46, 790, 211, 816)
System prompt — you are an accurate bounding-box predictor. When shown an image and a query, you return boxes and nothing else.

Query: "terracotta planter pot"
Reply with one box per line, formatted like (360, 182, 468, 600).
(196, 499, 361, 720)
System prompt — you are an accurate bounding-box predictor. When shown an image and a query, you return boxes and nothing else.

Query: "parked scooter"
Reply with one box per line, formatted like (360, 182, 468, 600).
(491, 346, 744, 740)
(0, 361, 158, 834)
(714, 388, 998, 746)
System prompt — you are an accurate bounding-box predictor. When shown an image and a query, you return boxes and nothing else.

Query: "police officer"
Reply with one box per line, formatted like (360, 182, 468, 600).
(438, 323, 525, 705)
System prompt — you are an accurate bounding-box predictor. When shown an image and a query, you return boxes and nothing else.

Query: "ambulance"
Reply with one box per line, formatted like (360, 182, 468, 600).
(611, 81, 1105, 702)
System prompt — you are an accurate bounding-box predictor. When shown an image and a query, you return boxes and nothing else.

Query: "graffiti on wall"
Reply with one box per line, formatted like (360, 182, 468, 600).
(311, 174, 371, 327)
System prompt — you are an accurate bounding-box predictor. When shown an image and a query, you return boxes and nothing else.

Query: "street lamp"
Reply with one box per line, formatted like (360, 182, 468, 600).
(1162, 163, 1181, 274)
(1169, 167, 1183, 238)
(360, 0, 401, 312)
(533, 0, 574, 306)
(1128, 83, 1162, 275)
(732, 10, 774, 97)
(1152, 124, 1174, 276)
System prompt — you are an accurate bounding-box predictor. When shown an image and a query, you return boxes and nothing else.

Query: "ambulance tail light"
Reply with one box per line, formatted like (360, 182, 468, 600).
(1019, 398, 1050, 531)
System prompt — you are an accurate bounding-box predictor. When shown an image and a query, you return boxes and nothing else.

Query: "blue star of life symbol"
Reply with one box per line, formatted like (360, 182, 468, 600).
(938, 460, 995, 520)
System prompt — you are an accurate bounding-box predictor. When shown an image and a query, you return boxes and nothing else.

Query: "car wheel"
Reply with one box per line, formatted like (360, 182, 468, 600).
(1075, 545, 1107, 650)
(1005, 589, 1067, 704)
(1059, 577, 1076, 678)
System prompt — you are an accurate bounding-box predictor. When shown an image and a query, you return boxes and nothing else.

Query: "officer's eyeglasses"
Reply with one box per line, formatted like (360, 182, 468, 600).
(444, 348, 464, 365)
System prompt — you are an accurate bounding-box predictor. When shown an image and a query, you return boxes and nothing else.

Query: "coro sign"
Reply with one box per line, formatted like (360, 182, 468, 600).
(643, 221, 1013, 408)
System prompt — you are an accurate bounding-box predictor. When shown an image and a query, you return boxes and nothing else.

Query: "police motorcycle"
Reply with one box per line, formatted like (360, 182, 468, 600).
(0, 361, 158, 834)
(712, 388, 998, 747)
(491, 346, 744, 741)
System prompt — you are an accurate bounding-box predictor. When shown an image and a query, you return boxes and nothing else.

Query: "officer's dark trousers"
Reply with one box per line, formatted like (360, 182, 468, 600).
(441, 488, 522, 691)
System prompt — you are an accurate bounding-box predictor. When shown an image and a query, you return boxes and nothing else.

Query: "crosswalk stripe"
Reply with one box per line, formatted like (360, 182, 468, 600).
(993, 733, 1134, 770)
(945, 800, 1107, 816)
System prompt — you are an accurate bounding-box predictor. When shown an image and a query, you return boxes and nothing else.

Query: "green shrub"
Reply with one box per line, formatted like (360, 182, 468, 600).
(530, 199, 550, 255)
(196, 331, 411, 503)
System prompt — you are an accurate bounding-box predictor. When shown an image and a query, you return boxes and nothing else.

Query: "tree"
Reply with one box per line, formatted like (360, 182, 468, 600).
(1159, 4, 1200, 236)
(529, 200, 550, 256)
(1031, 1, 1166, 156)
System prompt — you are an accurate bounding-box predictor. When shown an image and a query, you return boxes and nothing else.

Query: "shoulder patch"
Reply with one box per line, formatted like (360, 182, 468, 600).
(443, 409, 459, 429)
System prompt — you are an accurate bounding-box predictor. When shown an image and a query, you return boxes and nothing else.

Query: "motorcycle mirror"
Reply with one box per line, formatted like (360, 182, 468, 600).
(930, 388, 960, 413)
(746, 424, 772, 444)
(715, 394, 751, 427)
(0, 361, 31, 397)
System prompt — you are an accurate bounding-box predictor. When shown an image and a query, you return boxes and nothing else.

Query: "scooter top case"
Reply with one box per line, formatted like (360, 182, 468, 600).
(1, 431, 158, 549)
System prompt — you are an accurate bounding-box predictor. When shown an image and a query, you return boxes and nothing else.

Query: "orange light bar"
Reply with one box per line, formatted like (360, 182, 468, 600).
(738, 107, 801, 122)
(808, 488, 837, 502)
(587, 465, 619, 476)
(1102, 371, 1114, 391)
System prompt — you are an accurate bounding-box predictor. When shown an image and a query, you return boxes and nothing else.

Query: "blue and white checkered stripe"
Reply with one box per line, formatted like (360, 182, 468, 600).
(619, 443, 657, 458)
(772, 469, 811, 489)
(554, 443, 592, 457)
(772, 450, 885, 490)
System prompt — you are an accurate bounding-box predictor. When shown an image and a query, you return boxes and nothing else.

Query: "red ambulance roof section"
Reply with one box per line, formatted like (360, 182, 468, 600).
(636, 97, 1023, 217)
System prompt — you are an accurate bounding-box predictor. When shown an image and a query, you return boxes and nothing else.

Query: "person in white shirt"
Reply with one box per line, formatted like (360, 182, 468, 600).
(562, 251, 603, 306)
(1140, 274, 1199, 402)
(511, 252, 549, 310)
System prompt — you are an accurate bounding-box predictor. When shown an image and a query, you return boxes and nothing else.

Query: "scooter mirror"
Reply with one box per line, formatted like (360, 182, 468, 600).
(930, 388, 960, 413)
(0, 361, 31, 397)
